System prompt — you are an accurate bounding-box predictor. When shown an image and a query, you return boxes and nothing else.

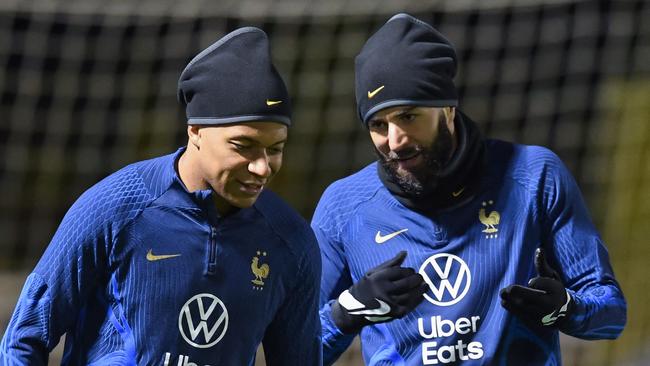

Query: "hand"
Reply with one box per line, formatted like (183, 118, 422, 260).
(500, 248, 573, 327)
(331, 251, 428, 334)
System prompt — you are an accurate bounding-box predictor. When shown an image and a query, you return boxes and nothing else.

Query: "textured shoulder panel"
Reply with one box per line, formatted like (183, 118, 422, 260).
(128, 151, 179, 197)
(312, 162, 382, 240)
(33, 152, 179, 309)
(506, 143, 565, 193)
(488, 140, 570, 224)
(484, 140, 561, 188)
(254, 189, 314, 245)
(54, 152, 177, 249)
(253, 189, 321, 278)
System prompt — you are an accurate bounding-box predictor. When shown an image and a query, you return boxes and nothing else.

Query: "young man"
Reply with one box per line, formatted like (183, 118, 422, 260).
(316, 14, 626, 365)
(1, 27, 321, 365)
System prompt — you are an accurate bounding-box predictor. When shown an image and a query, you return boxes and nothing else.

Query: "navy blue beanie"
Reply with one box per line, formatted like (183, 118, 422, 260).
(178, 27, 291, 126)
(355, 13, 458, 125)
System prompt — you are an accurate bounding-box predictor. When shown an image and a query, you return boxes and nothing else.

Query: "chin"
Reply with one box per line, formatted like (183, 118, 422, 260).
(395, 168, 420, 182)
(229, 195, 260, 208)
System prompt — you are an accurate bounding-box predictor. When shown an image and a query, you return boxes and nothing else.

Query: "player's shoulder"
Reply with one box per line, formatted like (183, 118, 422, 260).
(317, 162, 381, 209)
(311, 162, 381, 237)
(254, 190, 318, 248)
(53, 150, 180, 245)
(517, 143, 561, 164)
(121, 150, 179, 194)
(72, 150, 179, 218)
(486, 139, 563, 171)
(254, 189, 307, 229)
(511, 142, 566, 178)
(254, 190, 321, 272)
(486, 139, 570, 193)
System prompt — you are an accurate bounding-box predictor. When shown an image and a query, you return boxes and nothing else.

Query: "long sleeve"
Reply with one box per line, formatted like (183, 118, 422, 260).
(262, 231, 323, 366)
(312, 195, 356, 366)
(0, 165, 152, 365)
(0, 273, 53, 365)
(1, 192, 110, 364)
(540, 151, 626, 339)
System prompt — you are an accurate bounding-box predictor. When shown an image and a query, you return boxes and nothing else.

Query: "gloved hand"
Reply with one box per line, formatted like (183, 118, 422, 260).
(331, 251, 428, 334)
(500, 248, 573, 327)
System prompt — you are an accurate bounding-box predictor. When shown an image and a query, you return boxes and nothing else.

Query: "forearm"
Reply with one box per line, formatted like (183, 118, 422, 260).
(0, 273, 53, 365)
(264, 299, 323, 366)
(321, 301, 356, 366)
(561, 283, 626, 339)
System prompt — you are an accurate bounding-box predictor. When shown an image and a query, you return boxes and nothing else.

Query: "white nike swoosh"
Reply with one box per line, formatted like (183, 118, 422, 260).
(541, 290, 571, 325)
(375, 229, 408, 244)
(364, 315, 393, 322)
(541, 311, 558, 326)
(338, 289, 392, 318)
(348, 299, 392, 316)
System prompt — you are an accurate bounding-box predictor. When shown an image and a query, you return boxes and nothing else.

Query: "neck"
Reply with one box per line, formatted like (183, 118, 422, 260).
(178, 145, 235, 216)
(377, 111, 485, 213)
(446, 128, 459, 166)
(178, 146, 208, 192)
(213, 194, 236, 216)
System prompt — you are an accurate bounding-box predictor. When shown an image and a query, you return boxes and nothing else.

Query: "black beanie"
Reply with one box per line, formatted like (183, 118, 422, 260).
(355, 13, 458, 125)
(178, 27, 291, 126)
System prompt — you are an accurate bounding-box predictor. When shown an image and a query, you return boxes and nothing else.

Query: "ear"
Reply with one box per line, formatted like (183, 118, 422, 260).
(188, 125, 201, 149)
(444, 107, 456, 134)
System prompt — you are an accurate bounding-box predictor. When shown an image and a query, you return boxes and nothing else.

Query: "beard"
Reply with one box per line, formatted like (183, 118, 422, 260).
(376, 118, 454, 198)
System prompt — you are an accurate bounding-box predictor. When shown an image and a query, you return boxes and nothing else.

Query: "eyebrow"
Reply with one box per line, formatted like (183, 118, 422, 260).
(230, 136, 287, 146)
(369, 106, 417, 124)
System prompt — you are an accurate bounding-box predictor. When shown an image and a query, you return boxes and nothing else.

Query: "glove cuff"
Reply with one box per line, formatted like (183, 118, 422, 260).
(554, 289, 575, 328)
(331, 299, 363, 335)
(543, 289, 574, 327)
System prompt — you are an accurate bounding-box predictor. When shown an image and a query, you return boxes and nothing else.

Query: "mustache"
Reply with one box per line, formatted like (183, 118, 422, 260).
(382, 146, 424, 162)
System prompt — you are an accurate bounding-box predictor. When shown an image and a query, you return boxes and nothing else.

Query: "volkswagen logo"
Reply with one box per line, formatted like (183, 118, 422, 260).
(178, 293, 229, 348)
(419, 253, 471, 306)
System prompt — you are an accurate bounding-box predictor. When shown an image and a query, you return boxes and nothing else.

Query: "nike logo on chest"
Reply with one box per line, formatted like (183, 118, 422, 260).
(146, 249, 181, 261)
(375, 229, 408, 244)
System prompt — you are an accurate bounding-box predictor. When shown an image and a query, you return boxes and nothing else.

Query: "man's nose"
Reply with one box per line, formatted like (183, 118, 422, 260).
(387, 123, 411, 152)
(248, 153, 272, 178)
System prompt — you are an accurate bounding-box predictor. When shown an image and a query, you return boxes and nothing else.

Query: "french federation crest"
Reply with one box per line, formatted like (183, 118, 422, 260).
(251, 250, 270, 290)
(479, 200, 500, 239)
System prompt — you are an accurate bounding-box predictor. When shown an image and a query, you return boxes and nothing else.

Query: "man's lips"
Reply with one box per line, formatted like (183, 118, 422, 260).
(238, 180, 266, 195)
(394, 152, 423, 170)
(394, 152, 420, 161)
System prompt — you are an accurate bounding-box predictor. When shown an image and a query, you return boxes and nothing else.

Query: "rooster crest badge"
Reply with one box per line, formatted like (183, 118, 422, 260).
(251, 251, 270, 290)
(479, 200, 500, 239)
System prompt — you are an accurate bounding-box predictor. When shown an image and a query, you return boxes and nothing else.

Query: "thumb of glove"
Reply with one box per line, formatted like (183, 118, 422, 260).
(534, 248, 561, 281)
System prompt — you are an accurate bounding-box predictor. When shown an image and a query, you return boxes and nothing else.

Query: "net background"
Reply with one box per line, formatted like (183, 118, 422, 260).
(0, 0, 648, 364)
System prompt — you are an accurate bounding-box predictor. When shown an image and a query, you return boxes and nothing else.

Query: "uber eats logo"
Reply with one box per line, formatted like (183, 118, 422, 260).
(178, 293, 229, 348)
(417, 254, 484, 364)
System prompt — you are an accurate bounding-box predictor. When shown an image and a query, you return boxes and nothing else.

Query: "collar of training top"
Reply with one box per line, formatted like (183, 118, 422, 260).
(377, 111, 486, 214)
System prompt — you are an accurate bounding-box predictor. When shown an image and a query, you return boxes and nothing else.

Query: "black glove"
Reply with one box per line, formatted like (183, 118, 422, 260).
(500, 248, 574, 327)
(331, 251, 428, 334)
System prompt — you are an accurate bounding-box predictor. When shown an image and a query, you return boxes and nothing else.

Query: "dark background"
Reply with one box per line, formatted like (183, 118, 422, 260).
(1, 0, 648, 364)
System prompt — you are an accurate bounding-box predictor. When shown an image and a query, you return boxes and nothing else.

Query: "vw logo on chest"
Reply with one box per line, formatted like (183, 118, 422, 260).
(419, 253, 472, 306)
(178, 293, 229, 348)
